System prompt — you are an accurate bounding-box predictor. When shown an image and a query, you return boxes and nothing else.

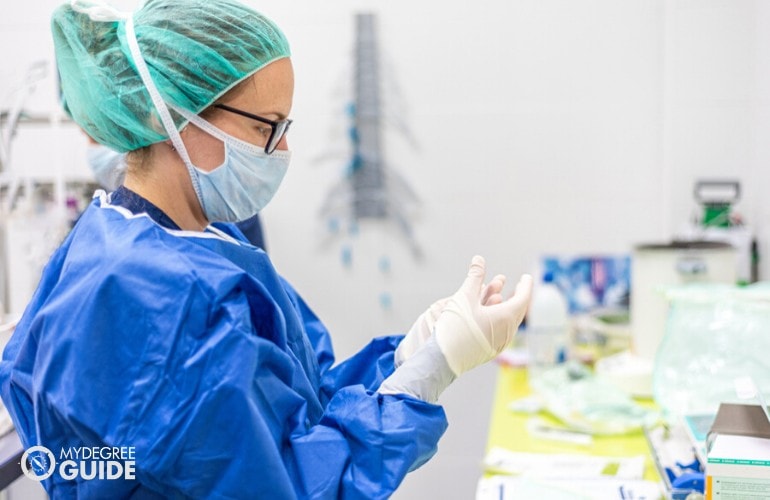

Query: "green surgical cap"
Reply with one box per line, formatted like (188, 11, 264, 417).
(52, 0, 291, 152)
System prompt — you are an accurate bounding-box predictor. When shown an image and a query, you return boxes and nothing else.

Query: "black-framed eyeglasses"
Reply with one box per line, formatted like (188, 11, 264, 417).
(214, 103, 293, 155)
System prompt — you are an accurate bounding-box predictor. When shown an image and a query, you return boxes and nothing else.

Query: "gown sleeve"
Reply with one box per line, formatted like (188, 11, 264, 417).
(280, 278, 406, 397)
(21, 263, 446, 499)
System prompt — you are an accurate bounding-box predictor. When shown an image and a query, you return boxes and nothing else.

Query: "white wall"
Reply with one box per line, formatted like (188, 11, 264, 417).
(262, 3, 666, 498)
(663, 0, 758, 244)
(755, 0, 770, 280)
(262, 0, 667, 356)
(1, 1, 768, 499)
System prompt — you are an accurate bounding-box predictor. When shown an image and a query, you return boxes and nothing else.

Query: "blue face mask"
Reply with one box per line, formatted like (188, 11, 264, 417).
(175, 109, 291, 223)
(86, 144, 126, 191)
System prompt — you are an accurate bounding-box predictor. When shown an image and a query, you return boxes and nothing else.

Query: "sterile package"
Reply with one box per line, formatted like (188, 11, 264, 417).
(528, 361, 659, 435)
(482, 446, 646, 479)
(653, 283, 770, 421)
(476, 475, 665, 500)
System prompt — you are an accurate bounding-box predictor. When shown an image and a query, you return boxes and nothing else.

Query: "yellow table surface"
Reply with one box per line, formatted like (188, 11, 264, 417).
(485, 365, 660, 482)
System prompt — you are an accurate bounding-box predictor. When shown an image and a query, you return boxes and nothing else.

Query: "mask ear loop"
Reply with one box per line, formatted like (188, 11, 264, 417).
(172, 105, 292, 161)
(123, 16, 206, 211)
(171, 105, 266, 156)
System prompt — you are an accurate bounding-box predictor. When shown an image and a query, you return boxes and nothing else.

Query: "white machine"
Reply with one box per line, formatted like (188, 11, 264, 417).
(677, 180, 755, 285)
(598, 180, 752, 397)
(597, 240, 737, 397)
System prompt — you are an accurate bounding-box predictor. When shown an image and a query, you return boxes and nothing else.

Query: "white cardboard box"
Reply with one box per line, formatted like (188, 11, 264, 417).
(706, 404, 770, 499)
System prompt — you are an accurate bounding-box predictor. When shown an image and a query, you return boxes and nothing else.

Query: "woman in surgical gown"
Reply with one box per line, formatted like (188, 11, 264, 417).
(0, 0, 532, 498)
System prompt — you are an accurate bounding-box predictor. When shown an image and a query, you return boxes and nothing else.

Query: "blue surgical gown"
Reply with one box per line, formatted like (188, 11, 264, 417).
(0, 189, 447, 499)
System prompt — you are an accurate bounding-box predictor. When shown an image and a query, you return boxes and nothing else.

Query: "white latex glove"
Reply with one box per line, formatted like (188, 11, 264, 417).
(380, 258, 529, 403)
(434, 256, 533, 376)
(394, 274, 507, 367)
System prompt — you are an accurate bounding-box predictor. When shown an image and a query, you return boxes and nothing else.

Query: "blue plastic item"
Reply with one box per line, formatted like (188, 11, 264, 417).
(671, 472, 705, 499)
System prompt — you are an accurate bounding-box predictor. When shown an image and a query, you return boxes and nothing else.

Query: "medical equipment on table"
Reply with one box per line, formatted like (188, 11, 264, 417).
(644, 424, 705, 500)
(601, 241, 737, 398)
(526, 361, 659, 435)
(653, 283, 770, 421)
(527, 273, 570, 382)
(677, 179, 756, 285)
(733, 376, 770, 425)
(631, 241, 736, 363)
(479, 447, 663, 500)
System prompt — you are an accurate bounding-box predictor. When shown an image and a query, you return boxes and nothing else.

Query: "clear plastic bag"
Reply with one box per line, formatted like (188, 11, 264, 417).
(530, 361, 659, 435)
(653, 283, 770, 420)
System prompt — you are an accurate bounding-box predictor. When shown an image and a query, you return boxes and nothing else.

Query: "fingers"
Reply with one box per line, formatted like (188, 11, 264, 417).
(482, 274, 506, 305)
(509, 274, 534, 309)
(486, 274, 533, 316)
(426, 297, 450, 322)
(462, 255, 487, 294)
(485, 293, 503, 306)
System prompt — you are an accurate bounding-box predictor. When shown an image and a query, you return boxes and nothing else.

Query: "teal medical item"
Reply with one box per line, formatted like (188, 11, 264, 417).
(52, 0, 290, 152)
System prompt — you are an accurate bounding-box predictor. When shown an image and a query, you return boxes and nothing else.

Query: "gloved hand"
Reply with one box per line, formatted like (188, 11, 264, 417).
(433, 256, 532, 377)
(394, 273, 508, 367)
(380, 256, 532, 403)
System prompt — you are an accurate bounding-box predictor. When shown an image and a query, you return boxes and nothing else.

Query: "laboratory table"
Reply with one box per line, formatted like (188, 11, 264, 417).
(485, 365, 660, 481)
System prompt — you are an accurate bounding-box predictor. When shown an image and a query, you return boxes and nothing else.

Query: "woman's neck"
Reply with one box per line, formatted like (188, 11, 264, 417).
(123, 144, 209, 231)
